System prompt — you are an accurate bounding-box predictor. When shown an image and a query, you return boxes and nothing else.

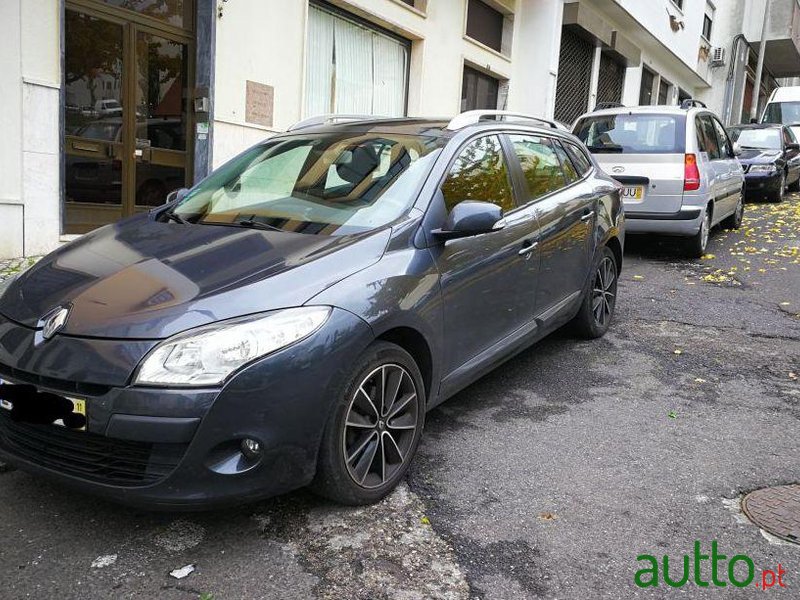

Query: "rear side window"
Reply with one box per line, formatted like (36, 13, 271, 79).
(553, 142, 579, 184)
(696, 116, 721, 160)
(573, 114, 686, 154)
(508, 135, 567, 200)
(441, 135, 516, 214)
(564, 143, 593, 176)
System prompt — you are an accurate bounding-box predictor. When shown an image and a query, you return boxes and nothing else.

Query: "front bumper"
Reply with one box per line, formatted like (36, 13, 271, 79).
(0, 308, 373, 508)
(744, 171, 782, 196)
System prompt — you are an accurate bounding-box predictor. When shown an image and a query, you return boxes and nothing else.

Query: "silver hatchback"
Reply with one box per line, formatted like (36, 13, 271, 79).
(573, 102, 745, 257)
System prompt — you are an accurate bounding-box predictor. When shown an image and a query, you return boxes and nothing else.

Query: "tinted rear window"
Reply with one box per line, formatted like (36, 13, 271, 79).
(573, 114, 686, 154)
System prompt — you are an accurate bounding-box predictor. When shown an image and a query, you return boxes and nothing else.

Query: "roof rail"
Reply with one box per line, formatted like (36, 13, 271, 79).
(680, 99, 707, 109)
(287, 114, 388, 132)
(447, 110, 559, 131)
(594, 102, 625, 111)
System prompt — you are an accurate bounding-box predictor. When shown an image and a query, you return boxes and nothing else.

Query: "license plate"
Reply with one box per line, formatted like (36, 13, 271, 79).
(0, 378, 87, 431)
(621, 186, 644, 201)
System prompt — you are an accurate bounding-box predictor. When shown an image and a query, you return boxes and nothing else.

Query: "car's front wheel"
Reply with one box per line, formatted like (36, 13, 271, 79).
(312, 341, 425, 505)
(685, 207, 711, 258)
(770, 172, 786, 203)
(572, 245, 618, 339)
(722, 191, 744, 230)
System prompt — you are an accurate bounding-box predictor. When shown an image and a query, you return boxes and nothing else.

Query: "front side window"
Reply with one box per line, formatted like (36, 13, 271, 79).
(553, 141, 579, 184)
(728, 127, 782, 150)
(574, 114, 686, 154)
(508, 135, 568, 200)
(441, 135, 515, 213)
(564, 142, 593, 175)
(174, 133, 445, 235)
(711, 118, 733, 157)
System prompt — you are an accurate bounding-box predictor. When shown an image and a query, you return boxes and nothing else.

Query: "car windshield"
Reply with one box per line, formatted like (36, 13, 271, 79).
(173, 132, 446, 235)
(574, 114, 685, 154)
(728, 127, 781, 150)
(762, 101, 800, 126)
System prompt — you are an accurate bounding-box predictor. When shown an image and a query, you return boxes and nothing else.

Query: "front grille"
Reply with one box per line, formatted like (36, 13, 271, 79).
(0, 362, 111, 397)
(0, 411, 186, 486)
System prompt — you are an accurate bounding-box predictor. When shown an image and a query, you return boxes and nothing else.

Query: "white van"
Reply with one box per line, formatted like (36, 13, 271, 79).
(761, 87, 800, 140)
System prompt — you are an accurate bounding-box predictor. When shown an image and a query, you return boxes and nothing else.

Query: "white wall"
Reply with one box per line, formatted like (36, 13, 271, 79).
(210, 0, 525, 166)
(0, 0, 61, 259)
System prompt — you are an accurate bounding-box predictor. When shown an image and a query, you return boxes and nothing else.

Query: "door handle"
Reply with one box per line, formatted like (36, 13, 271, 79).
(518, 241, 539, 256)
(581, 211, 596, 222)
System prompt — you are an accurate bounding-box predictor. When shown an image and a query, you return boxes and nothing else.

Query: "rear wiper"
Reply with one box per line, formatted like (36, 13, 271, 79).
(237, 219, 283, 232)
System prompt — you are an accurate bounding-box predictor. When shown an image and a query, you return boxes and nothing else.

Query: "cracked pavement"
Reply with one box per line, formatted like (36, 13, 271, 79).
(1, 197, 799, 599)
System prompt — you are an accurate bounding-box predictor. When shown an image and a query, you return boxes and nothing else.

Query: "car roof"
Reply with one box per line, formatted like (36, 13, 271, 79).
(578, 105, 714, 119)
(769, 86, 800, 103)
(282, 116, 571, 139)
(728, 123, 782, 130)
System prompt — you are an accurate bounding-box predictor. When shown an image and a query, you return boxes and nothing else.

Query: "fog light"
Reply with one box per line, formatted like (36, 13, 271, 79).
(241, 438, 263, 459)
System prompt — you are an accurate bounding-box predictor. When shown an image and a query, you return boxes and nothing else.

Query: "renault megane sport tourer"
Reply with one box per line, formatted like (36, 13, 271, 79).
(0, 111, 624, 508)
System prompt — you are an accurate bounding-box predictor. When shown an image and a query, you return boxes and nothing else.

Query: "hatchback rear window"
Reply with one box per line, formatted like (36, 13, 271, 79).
(573, 114, 686, 154)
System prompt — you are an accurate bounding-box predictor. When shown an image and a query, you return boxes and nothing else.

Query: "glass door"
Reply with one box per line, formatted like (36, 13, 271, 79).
(63, 2, 193, 234)
(64, 10, 126, 233)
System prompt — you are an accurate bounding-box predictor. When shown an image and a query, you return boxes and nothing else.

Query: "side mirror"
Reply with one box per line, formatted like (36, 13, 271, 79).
(166, 187, 190, 204)
(732, 141, 742, 157)
(787, 143, 800, 151)
(433, 201, 504, 241)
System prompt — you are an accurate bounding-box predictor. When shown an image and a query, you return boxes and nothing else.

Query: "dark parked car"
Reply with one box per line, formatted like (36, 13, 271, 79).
(0, 112, 624, 508)
(728, 123, 800, 202)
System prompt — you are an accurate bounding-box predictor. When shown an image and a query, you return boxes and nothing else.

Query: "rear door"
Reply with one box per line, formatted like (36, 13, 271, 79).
(505, 133, 594, 319)
(696, 115, 729, 217)
(574, 113, 685, 215)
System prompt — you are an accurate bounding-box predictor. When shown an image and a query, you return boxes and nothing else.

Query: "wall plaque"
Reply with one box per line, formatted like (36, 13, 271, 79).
(245, 81, 274, 127)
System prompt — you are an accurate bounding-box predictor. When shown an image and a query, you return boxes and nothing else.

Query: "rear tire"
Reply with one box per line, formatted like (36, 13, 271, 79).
(685, 207, 711, 258)
(722, 191, 744, 230)
(572, 245, 618, 339)
(311, 342, 426, 505)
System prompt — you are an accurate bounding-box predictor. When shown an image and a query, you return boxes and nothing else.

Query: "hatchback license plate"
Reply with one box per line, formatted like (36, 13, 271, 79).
(621, 186, 644, 201)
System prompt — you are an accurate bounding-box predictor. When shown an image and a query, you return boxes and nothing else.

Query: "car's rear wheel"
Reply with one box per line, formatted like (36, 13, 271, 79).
(722, 191, 744, 230)
(312, 342, 425, 505)
(572, 245, 618, 339)
(685, 207, 711, 258)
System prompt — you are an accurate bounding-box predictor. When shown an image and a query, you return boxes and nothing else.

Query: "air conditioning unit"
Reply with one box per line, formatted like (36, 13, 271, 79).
(710, 47, 726, 67)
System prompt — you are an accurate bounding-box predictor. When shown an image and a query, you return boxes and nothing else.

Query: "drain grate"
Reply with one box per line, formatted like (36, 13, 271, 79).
(742, 484, 800, 544)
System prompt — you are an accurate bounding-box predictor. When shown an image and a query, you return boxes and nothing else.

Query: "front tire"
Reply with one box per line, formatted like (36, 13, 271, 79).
(722, 191, 744, 230)
(311, 342, 426, 505)
(572, 245, 618, 339)
(770, 172, 786, 203)
(788, 172, 800, 192)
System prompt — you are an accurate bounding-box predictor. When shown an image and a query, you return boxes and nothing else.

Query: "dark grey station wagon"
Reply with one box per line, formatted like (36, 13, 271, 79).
(0, 111, 624, 508)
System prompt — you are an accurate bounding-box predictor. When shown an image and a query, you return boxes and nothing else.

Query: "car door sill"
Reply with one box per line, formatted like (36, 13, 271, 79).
(436, 291, 582, 406)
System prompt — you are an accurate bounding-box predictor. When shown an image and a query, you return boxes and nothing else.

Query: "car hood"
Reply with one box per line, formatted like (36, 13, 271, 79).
(0, 216, 390, 339)
(738, 148, 781, 164)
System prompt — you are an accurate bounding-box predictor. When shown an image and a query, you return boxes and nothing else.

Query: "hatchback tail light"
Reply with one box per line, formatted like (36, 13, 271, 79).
(684, 154, 701, 191)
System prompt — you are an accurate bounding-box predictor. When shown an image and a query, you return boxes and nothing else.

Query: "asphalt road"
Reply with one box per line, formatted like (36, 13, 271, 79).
(1, 196, 799, 599)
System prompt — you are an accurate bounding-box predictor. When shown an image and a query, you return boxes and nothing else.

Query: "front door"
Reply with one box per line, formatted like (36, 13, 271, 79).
(431, 134, 540, 378)
(63, 2, 194, 234)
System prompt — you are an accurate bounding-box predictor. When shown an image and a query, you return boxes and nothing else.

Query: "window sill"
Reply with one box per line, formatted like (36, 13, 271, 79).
(388, 0, 427, 18)
(463, 35, 512, 63)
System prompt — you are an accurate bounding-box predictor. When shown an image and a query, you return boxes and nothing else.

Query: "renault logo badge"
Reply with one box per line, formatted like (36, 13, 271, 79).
(41, 305, 71, 340)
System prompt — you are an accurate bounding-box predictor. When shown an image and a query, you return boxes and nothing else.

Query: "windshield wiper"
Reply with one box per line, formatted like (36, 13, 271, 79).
(164, 211, 190, 224)
(237, 219, 283, 232)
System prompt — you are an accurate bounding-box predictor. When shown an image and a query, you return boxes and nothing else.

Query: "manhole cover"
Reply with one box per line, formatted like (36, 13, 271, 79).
(742, 484, 800, 544)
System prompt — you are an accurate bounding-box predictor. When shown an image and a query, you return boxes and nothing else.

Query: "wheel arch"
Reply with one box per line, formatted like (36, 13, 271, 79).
(605, 235, 623, 275)
(376, 326, 434, 404)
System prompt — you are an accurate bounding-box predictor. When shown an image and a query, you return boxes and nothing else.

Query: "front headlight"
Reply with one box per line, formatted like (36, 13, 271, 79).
(134, 306, 332, 386)
(748, 165, 776, 174)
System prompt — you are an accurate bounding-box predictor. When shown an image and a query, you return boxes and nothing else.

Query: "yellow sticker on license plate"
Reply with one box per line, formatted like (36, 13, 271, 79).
(621, 186, 644, 200)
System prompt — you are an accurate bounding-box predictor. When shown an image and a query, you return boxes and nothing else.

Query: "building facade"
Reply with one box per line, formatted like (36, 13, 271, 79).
(2, 0, 799, 258)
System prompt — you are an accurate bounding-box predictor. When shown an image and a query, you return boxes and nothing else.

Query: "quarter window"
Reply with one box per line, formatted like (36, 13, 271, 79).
(441, 135, 515, 213)
(508, 135, 567, 200)
(564, 143, 593, 176)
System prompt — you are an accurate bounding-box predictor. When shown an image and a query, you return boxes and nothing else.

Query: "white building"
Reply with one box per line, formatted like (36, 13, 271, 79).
(2, 0, 799, 258)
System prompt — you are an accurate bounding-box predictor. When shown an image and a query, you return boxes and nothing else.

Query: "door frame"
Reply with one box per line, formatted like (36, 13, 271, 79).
(62, 0, 196, 233)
